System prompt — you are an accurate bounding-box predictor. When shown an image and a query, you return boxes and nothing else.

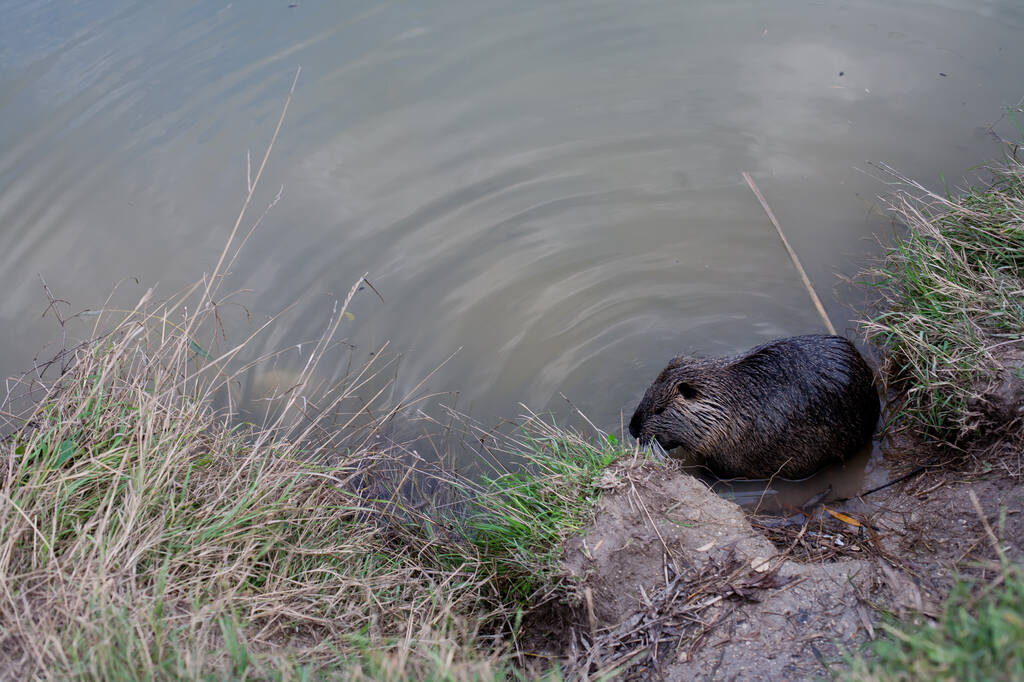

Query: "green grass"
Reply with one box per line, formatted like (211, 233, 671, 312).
(852, 144, 1024, 680)
(464, 430, 619, 602)
(861, 155, 1024, 446)
(847, 560, 1024, 682)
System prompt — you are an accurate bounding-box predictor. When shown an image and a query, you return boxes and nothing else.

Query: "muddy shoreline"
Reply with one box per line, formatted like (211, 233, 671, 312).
(525, 450, 1023, 679)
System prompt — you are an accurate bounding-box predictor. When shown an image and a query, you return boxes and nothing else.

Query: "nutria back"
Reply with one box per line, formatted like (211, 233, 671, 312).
(628, 335, 879, 479)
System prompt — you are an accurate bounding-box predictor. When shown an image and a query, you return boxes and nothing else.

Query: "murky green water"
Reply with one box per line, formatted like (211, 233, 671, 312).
(2, 0, 1021, 500)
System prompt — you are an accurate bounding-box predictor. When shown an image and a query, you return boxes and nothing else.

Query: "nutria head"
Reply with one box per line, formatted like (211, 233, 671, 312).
(628, 354, 733, 455)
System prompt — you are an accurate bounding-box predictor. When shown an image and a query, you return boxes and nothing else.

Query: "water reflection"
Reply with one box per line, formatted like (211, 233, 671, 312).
(1, 0, 1022, 500)
(693, 442, 884, 513)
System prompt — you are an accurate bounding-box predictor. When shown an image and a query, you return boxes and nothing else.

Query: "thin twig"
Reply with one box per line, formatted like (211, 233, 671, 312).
(194, 67, 301, 333)
(968, 489, 1005, 560)
(742, 172, 836, 335)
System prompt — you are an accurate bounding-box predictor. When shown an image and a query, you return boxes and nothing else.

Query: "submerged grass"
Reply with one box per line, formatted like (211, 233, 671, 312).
(861, 154, 1024, 455)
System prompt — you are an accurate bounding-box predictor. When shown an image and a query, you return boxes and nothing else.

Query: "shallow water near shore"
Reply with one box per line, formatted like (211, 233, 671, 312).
(696, 442, 885, 513)
(1, 0, 1022, 504)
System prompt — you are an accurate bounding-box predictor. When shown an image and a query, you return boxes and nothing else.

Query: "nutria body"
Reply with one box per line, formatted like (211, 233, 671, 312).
(628, 334, 879, 479)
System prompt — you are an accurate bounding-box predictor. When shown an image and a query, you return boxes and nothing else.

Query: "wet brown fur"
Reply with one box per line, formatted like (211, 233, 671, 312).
(628, 335, 880, 479)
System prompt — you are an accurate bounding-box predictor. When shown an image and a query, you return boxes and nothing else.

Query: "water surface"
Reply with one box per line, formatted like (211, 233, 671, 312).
(2, 0, 1022, 500)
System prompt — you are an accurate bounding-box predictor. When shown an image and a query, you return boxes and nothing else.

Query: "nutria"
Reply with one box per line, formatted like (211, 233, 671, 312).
(628, 334, 879, 479)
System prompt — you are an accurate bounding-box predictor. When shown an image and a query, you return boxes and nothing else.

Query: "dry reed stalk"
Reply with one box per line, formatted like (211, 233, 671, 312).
(742, 171, 837, 336)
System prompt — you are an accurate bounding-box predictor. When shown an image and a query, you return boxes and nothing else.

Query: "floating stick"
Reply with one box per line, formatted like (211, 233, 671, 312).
(742, 172, 837, 335)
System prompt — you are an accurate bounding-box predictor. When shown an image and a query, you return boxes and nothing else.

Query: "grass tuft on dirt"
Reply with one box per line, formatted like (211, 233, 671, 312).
(465, 429, 619, 604)
(860, 154, 1024, 460)
(847, 558, 1024, 682)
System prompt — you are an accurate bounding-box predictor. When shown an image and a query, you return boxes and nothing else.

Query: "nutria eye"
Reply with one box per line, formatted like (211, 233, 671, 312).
(676, 382, 699, 400)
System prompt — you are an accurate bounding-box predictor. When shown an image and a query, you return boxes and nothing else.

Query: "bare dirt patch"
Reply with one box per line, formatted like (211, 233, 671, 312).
(858, 465, 1024, 601)
(553, 457, 875, 679)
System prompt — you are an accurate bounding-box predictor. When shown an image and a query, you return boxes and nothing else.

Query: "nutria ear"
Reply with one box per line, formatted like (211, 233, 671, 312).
(676, 382, 699, 400)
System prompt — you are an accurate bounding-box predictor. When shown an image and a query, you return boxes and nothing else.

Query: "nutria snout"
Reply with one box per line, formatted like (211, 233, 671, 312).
(628, 334, 879, 479)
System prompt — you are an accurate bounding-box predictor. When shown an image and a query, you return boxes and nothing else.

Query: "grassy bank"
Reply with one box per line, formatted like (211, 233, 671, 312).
(853, 150, 1024, 679)
(0, 280, 625, 680)
(861, 154, 1024, 460)
(0, 84, 633, 679)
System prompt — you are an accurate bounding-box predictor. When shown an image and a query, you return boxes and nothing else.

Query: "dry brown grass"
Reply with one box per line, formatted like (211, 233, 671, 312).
(0, 282, 622, 679)
(0, 73, 625, 679)
(0, 255, 490, 679)
(860, 155, 1024, 471)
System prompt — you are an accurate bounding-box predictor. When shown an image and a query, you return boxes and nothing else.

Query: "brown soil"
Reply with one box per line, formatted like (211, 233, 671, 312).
(863, 466, 1024, 600)
(537, 450, 1024, 680)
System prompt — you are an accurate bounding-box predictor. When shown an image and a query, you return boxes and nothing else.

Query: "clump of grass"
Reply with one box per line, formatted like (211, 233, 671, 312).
(464, 427, 619, 603)
(860, 155, 1024, 453)
(0, 270, 634, 679)
(846, 559, 1024, 682)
